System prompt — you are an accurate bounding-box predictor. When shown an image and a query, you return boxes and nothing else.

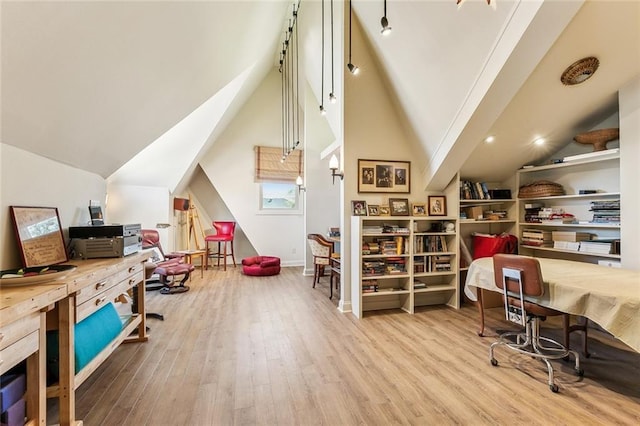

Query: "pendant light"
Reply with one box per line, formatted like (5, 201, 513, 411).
(347, 0, 359, 75)
(381, 0, 392, 36)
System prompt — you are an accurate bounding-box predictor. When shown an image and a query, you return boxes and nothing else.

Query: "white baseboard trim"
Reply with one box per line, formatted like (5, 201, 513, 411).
(281, 260, 304, 267)
(338, 300, 352, 313)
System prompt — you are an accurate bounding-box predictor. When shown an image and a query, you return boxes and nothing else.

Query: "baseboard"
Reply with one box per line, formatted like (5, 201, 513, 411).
(338, 300, 352, 313)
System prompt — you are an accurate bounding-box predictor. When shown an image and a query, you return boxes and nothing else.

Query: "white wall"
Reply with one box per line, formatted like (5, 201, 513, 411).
(198, 69, 304, 266)
(1, 143, 106, 269)
(619, 76, 640, 270)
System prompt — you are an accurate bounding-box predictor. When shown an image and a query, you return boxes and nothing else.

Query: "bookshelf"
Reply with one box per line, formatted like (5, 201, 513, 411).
(516, 153, 621, 263)
(351, 216, 458, 318)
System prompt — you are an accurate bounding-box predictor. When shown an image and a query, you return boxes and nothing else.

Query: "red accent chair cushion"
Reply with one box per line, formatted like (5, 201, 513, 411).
(242, 256, 281, 276)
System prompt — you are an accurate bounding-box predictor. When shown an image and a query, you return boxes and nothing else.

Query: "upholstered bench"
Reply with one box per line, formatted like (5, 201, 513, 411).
(241, 256, 281, 276)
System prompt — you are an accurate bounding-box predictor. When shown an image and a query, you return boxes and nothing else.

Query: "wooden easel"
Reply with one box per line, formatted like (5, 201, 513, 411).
(185, 195, 206, 250)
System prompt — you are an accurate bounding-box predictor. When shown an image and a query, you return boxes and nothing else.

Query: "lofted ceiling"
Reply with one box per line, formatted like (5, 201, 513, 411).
(2, 1, 638, 190)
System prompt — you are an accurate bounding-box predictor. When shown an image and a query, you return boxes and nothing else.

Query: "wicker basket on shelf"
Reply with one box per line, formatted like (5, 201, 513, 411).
(573, 128, 619, 151)
(518, 180, 565, 198)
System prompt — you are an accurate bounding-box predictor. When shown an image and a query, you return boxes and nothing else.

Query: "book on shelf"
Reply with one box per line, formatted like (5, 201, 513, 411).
(413, 280, 427, 289)
(579, 241, 613, 254)
(553, 241, 580, 251)
(551, 231, 592, 242)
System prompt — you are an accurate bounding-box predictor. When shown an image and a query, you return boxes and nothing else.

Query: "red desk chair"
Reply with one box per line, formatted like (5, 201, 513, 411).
(141, 229, 193, 294)
(205, 221, 237, 271)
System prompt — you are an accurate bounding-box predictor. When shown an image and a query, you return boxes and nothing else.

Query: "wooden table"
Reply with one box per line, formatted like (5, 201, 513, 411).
(1, 280, 67, 425)
(175, 250, 206, 278)
(464, 257, 640, 353)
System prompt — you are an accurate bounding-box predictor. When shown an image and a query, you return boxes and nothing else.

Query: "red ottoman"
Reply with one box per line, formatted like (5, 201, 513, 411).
(242, 256, 281, 276)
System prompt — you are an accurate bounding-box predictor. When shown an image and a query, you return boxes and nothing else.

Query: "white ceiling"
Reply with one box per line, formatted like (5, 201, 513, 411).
(2, 0, 638, 188)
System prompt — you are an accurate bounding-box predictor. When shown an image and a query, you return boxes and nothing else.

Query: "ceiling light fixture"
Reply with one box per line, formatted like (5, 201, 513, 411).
(347, 0, 359, 75)
(484, 136, 495, 143)
(329, 154, 344, 184)
(381, 0, 391, 36)
(534, 137, 545, 146)
(561, 56, 599, 86)
(457, 0, 494, 8)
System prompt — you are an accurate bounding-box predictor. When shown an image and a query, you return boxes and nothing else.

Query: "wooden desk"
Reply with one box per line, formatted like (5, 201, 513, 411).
(1, 281, 67, 426)
(464, 257, 640, 353)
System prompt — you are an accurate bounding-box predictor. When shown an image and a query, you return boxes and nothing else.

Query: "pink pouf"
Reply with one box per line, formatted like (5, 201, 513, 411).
(242, 256, 281, 276)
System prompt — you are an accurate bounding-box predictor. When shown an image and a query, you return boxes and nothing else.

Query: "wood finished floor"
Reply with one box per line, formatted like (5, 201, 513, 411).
(49, 266, 639, 425)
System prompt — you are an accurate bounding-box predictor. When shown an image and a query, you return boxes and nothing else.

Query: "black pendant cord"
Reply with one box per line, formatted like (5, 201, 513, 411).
(330, 0, 335, 98)
(295, 15, 300, 145)
(281, 43, 286, 158)
(349, 0, 353, 64)
(320, 0, 325, 112)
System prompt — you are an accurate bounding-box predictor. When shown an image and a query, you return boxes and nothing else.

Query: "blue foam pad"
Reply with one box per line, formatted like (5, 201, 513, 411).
(47, 302, 123, 382)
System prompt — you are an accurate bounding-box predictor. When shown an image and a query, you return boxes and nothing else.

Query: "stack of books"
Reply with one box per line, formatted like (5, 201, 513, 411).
(386, 257, 406, 274)
(579, 241, 613, 255)
(552, 231, 591, 251)
(522, 229, 552, 247)
(431, 255, 452, 272)
(460, 180, 491, 200)
(361, 242, 380, 255)
(362, 260, 385, 276)
(363, 225, 383, 234)
(362, 281, 379, 293)
(524, 202, 544, 223)
(413, 258, 425, 273)
(380, 240, 398, 255)
(413, 280, 427, 290)
(590, 199, 620, 224)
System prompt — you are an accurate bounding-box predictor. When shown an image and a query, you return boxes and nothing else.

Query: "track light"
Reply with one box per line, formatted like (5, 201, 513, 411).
(329, 93, 337, 103)
(329, 154, 344, 184)
(320, 105, 326, 115)
(347, 0, 359, 75)
(381, 0, 391, 35)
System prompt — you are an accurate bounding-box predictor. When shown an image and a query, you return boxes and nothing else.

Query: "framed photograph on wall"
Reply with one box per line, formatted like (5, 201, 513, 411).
(428, 196, 447, 216)
(412, 203, 427, 216)
(367, 205, 380, 216)
(352, 200, 368, 216)
(358, 159, 410, 193)
(389, 198, 410, 216)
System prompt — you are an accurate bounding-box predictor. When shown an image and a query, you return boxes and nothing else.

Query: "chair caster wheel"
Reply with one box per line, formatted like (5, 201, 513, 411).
(490, 358, 498, 366)
(576, 368, 584, 377)
(550, 384, 559, 393)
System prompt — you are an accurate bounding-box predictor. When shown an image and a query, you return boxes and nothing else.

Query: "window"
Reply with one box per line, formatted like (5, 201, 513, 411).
(260, 182, 300, 212)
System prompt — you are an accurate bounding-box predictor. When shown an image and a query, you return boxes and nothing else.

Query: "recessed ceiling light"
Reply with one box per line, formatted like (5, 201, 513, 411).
(534, 138, 545, 146)
(484, 136, 495, 143)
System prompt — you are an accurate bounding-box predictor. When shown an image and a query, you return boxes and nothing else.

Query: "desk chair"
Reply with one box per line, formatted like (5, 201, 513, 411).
(141, 229, 193, 294)
(489, 254, 583, 393)
(205, 221, 236, 271)
(307, 234, 333, 289)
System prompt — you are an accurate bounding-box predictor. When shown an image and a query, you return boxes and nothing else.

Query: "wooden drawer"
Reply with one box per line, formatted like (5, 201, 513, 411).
(75, 262, 144, 306)
(0, 330, 39, 375)
(76, 270, 143, 322)
(0, 312, 39, 351)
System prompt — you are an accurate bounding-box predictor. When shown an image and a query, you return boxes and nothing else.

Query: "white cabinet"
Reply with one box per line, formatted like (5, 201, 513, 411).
(516, 152, 621, 262)
(351, 216, 458, 318)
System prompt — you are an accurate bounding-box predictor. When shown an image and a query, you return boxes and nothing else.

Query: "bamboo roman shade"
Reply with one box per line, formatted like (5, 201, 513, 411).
(254, 146, 303, 182)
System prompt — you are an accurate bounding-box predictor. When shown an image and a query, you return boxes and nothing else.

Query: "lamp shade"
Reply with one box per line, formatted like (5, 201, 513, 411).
(329, 154, 339, 170)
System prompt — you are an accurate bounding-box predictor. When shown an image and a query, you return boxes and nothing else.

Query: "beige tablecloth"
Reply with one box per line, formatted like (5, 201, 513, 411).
(464, 257, 640, 353)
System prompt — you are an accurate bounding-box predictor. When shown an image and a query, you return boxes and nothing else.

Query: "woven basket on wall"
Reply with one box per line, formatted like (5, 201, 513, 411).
(518, 180, 565, 198)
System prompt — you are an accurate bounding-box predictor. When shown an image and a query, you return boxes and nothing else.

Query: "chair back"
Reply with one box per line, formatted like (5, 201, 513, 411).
(493, 254, 545, 298)
(213, 221, 236, 239)
(141, 229, 160, 250)
(307, 234, 333, 264)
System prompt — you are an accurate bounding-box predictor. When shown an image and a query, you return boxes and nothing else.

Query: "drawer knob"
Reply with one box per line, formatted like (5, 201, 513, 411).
(128, 266, 136, 273)
(95, 281, 107, 290)
(95, 296, 107, 306)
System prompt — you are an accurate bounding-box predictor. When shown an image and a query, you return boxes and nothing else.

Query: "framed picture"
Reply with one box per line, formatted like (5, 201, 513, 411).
(352, 200, 368, 216)
(412, 203, 427, 216)
(379, 205, 390, 216)
(389, 198, 410, 216)
(428, 196, 447, 216)
(367, 204, 380, 216)
(9, 206, 68, 267)
(358, 159, 410, 193)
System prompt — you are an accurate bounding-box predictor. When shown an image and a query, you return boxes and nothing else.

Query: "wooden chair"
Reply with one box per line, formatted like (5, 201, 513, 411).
(489, 254, 583, 393)
(307, 234, 333, 288)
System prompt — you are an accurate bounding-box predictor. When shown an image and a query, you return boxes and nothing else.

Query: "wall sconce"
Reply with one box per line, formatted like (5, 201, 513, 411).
(296, 175, 306, 192)
(329, 154, 344, 184)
